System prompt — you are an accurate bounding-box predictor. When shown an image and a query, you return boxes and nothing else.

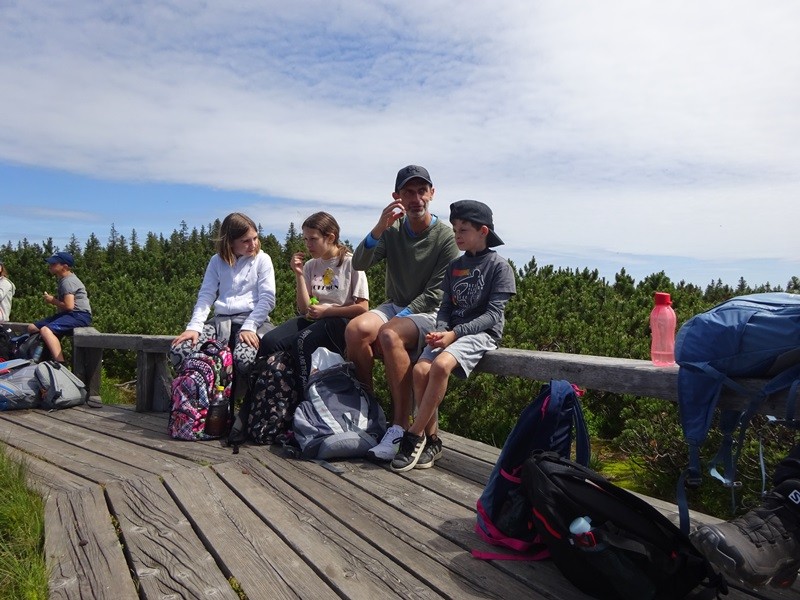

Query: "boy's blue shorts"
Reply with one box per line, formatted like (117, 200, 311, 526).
(34, 311, 92, 335)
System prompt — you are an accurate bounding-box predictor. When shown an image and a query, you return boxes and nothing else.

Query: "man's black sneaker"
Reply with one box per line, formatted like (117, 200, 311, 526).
(414, 435, 443, 469)
(691, 479, 800, 588)
(390, 431, 426, 473)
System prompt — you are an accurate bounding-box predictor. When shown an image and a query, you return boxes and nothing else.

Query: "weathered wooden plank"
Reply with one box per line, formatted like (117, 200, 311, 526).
(438, 431, 501, 464)
(71, 343, 103, 401)
(71, 328, 143, 350)
(43, 404, 239, 466)
(162, 465, 339, 600)
(6, 409, 197, 475)
(152, 354, 172, 412)
(216, 457, 446, 600)
(45, 487, 138, 600)
(105, 474, 240, 600)
(250, 450, 564, 599)
(135, 347, 172, 412)
(476, 348, 677, 397)
(4, 445, 91, 494)
(0, 414, 152, 484)
(476, 348, 798, 415)
(139, 335, 175, 353)
(70, 403, 170, 433)
(432, 448, 493, 486)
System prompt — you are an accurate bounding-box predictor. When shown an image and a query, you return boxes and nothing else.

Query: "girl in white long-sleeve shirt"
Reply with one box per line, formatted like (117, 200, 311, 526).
(170, 213, 276, 380)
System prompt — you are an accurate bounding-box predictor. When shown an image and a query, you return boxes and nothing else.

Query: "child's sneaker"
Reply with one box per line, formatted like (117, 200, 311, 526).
(691, 479, 800, 589)
(390, 431, 426, 473)
(414, 435, 443, 469)
(366, 424, 405, 462)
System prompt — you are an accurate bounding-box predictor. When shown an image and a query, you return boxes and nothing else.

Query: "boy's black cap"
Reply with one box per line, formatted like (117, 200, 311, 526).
(395, 165, 433, 192)
(45, 251, 74, 267)
(449, 200, 504, 247)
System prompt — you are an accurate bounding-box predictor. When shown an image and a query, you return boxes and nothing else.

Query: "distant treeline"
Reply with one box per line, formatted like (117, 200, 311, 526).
(3, 221, 799, 515)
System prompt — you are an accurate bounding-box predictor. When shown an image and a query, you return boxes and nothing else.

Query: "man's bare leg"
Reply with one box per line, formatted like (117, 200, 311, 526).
(344, 311, 384, 391)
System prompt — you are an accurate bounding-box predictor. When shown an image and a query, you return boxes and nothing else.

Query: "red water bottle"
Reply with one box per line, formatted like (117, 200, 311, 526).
(650, 292, 676, 366)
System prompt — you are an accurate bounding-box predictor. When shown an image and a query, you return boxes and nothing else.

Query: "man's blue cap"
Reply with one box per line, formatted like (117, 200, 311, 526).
(45, 251, 74, 267)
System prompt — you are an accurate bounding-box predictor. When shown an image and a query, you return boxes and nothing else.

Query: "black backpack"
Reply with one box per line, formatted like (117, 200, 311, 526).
(474, 380, 589, 556)
(0, 326, 13, 361)
(521, 452, 727, 600)
(227, 350, 300, 451)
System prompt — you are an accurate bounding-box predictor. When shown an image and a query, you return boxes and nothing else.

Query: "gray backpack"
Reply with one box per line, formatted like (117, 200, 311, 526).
(0, 363, 40, 410)
(293, 361, 386, 459)
(35, 362, 88, 410)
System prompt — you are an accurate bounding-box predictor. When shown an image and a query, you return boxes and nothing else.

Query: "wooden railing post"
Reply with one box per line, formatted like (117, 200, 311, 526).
(138, 336, 175, 412)
(72, 327, 103, 403)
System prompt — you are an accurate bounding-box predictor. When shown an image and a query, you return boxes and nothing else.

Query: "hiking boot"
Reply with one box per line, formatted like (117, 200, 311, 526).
(691, 479, 800, 589)
(390, 431, 426, 473)
(366, 424, 405, 462)
(414, 435, 443, 469)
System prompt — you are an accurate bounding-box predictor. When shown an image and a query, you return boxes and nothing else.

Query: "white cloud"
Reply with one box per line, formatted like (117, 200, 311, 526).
(0, 1, 798, 285)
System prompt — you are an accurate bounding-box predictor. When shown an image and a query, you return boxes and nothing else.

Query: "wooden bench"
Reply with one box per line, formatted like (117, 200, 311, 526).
(65, 328, 800, 416)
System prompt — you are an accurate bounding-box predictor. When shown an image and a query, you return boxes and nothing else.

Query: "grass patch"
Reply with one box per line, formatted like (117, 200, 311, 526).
(0, 444, 48, 600)
(99, 370, 137, 405)
(592, 439, 646, 494)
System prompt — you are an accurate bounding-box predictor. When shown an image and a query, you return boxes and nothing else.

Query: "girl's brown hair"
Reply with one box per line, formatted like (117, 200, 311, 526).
(217, 212, 260, 265)
(302, 212, 348, 266)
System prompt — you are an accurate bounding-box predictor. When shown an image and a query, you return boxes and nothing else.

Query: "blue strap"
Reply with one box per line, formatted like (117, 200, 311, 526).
(677, 469, 692, 535)
(707, 410, 741, 487)
(573, 395, 591, 466)
(549, 380, 591, 466)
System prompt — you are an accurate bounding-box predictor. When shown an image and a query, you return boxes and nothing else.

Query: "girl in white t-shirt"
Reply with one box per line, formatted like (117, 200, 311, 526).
(259, 212, 369, 384)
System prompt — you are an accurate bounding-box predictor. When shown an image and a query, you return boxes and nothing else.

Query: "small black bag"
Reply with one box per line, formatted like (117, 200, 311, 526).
(522, 452, 727, 600)
(13, 333, 51, 363)
(0, 326, 14, 361)
(227, 350, 300, 451)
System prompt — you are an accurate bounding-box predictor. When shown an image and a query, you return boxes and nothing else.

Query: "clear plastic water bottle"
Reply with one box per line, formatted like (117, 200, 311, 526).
(31, 342, 44, 363)
(650, 292, 676, 366)
(204, 385, 228, 438)
(569, 516, 605, 550)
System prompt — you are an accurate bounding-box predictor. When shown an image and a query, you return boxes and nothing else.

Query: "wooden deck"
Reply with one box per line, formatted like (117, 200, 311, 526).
(1, 404, 799, 599)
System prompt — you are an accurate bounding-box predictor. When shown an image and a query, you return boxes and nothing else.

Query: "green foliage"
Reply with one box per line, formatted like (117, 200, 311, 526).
(0, 444, 48, 600)
(616, 400, 799, 517)
(3, 221, 798, 519)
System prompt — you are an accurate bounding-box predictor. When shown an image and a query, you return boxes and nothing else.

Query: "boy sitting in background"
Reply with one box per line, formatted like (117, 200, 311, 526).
(391, 200, 516, 472)
(28, 252, 92, 364)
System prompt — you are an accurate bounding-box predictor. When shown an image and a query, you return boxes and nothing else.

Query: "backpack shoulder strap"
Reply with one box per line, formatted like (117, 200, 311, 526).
(547, 380, 591, 466)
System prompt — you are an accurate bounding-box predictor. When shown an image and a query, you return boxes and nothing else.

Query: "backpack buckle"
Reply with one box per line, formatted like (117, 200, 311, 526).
(573, 531, 599, 549)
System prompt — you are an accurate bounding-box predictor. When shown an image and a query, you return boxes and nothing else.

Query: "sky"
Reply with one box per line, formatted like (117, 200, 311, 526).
(1, 1, 798, 289)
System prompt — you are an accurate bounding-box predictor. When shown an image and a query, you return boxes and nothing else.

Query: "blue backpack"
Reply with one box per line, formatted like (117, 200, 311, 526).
(473, 380, 590, 558)
(674, 293, 800, 526)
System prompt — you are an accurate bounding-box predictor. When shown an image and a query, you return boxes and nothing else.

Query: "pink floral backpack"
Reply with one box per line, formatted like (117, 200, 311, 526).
(168, 339, 233, 440)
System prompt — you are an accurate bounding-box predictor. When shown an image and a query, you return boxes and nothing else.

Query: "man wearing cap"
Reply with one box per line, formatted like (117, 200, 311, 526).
(346, 165, 459, 462)
(0, 259, 15, 322)
(27, 251, 92, 363)
(391, 199, 516, 472)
